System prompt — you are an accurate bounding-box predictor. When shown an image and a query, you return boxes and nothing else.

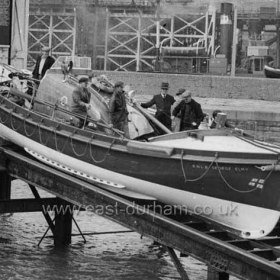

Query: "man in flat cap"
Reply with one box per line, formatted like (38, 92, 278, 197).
(140, 82, 175, 131)
(109, 81, 129, 137)
(71, 77, 91, 127)
(176, 88, 186, 97)
(172, 88, 187, 132)
(32, 46, 55, 80)
(172, 90, 204, 131)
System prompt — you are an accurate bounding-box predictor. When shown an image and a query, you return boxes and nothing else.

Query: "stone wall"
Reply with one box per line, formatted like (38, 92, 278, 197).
(95, 71, 280, 101)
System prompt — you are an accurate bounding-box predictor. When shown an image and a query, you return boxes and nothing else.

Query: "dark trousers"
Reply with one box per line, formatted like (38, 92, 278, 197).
(180, 123, 198, 131)
(156, 115, 172, 130)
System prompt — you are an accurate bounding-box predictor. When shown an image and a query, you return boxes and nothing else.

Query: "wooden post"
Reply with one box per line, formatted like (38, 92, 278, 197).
(277, 22, 280, 68)
(207, 267, 229, 280)
(54, 198, 73, 246)
(0, 169, 11, 200)
(166, 246, 190, 280)
(0, 139, 11, 200)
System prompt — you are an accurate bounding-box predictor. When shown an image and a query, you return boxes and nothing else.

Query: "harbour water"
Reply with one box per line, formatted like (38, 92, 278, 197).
(0, 180, 238, 280)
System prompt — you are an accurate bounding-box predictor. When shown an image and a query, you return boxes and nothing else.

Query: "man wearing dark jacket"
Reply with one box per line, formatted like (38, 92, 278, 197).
(172, 90, 204, 131)
(71, 77, 91, 127)
(140, 82, 175, 130)
(32, 46, 55, 80)
(109, 81, 129, 137)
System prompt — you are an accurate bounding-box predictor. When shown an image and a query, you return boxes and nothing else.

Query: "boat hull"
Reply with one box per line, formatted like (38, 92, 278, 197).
(0, 121, 280, 239)
(0, 96, 280, 238)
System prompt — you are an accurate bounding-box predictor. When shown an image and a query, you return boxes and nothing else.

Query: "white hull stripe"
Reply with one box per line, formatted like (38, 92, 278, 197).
(25, 148, 125, 189)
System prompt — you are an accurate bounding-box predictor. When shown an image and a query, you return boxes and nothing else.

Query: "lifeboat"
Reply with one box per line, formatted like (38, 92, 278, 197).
(1, 61, 280, 239)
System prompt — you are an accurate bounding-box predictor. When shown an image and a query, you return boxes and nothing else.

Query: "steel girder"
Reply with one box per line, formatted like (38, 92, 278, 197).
(27, 8, 76, 69)
(102, 9, 216, 72)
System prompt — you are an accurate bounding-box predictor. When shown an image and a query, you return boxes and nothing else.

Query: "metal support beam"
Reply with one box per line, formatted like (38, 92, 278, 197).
(72, 215, 86, 243)
(104, 10, 109, 71)
(38, 217, 55, 247)
(136, 12, 142, 71)
(207, 267, 229, 280)
(0, 169, 11, 201)
(0, 197, 59, 213)
(29, 186, 73, 246)
(92, 2, 99, 69)
(29, 184, 55, 235)
(231, 5, 238, 77)
(166, 246, 190, 280)
(54, 198, 73, 246)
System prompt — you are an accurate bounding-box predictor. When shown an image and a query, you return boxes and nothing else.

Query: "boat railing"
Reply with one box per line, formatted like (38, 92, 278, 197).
(5, 87, 126, 138)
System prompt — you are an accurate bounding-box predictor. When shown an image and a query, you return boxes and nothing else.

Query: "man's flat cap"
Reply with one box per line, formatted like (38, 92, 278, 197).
(176, 88, 186, 96)
(114, 81, 124, 88)
(78, 77, 89, 83)
(181, 90, 192, 99)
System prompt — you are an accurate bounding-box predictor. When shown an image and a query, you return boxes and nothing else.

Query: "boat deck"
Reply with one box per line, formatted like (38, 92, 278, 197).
(151, 134, 280, 153)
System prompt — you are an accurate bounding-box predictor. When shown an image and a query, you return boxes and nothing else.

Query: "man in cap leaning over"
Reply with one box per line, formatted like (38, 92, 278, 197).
(32, 46, 55, 80)
(109, 81, 129, 137)
(141, 82, 175, 130)
(172, 90, 204, 131)
(71, 77, 91, 127)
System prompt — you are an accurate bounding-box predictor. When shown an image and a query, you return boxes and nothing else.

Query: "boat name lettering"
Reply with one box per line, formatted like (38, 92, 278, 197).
(192, 164, 231, 171)
(234, 167, 249, 172)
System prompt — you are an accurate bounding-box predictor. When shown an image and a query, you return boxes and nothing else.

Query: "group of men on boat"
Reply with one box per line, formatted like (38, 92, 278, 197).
(1, 44, 226, 138)
(140, 82, 204, 132)
(70, 74, 223, 137)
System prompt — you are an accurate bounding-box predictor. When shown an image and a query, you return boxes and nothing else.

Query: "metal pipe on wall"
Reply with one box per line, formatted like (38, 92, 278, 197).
(220, 2, 233, 64)
(231, 5, 238, 77)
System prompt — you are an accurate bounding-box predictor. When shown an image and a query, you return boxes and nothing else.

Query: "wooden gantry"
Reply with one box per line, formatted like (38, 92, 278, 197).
(9, 0, 215, 73)
(102, 10, 216, 72)
(28, 7, 76, 66)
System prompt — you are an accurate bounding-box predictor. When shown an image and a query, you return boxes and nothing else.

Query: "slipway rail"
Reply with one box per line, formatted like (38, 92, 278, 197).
(0, 145, 280, 280)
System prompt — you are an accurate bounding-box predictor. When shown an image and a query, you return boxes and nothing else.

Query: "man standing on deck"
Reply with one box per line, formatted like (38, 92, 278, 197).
(140, 82, 175, 130)
(32, 46, 55, 80)
(109, 81, 129, 137)
(71, 77, 91, 127)
(172, 90, 204, 131)
(172, 88, 187, 132)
